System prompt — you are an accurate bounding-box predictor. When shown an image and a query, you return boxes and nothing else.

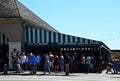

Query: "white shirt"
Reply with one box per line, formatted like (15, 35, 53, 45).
(21, 55, 27, 64)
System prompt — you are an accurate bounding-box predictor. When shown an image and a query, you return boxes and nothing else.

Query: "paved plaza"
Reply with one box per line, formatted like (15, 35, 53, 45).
(0, 71, 120, 81)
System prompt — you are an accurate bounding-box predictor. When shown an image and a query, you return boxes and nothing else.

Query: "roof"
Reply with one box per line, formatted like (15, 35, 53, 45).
(111, 50, 120, 52)
(0, 0, 58, 32)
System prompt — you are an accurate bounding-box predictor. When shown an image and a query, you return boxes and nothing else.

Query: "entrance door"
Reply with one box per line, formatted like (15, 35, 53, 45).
(0, 45, 8, 71)
(0, 33, 9, 71)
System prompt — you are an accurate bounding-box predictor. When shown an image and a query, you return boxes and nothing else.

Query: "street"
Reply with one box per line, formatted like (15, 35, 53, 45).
(0, 71, 120, 81)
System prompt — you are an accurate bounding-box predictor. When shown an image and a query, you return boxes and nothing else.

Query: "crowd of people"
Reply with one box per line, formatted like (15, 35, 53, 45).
(10, 48, 120, 74)
(11, 50, 106, 74)
(106, 56, 120, 74)
(11, 51, 65, 74)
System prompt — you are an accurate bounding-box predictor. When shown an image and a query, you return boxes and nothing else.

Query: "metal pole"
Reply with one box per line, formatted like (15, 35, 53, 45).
(3, 64, 8, 75)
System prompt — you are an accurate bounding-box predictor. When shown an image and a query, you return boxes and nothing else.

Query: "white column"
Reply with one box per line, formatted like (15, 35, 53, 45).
(65, 35, 68, 43)
(60, 34, 63, 43)
(8, 42, 22, 69)
(56, 32, 58, 43)
(51, 32, 53, 43)
(75, 37, 78, 43)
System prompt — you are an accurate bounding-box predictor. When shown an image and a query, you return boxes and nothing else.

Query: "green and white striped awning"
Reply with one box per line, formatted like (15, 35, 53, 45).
(24, 26, 100, 46)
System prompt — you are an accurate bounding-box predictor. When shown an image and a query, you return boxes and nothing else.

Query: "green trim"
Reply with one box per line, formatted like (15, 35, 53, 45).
(58, 33, 60, 43)
(40, 29, 42, 43)
(53, 32, 56, 43)
(49, 31, 51, 43)
(31, 27, 33, 43)
(35, 28, 37, 43)
(26, 27, 28, 43)
(63, 34, 65, 43)
(73, 36, 75, 43)
(78, 37, 80, 42)
(68, 35, 70, 43)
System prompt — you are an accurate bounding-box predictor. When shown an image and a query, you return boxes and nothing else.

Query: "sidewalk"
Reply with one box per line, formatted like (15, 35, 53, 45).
(0, 70, 120, 81)
(0, 69, 119, 75)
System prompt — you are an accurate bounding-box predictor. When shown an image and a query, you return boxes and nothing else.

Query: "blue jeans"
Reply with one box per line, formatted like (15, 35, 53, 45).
(44, 62, 50, 73)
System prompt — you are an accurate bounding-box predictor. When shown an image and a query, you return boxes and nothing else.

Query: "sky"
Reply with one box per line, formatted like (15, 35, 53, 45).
(19, 0, 120, 50)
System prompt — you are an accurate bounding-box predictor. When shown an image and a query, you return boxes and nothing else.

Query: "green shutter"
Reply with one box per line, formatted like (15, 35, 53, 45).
(53, 32, 56, 43)
(40, 29, 42, 43)
(63, 34, 65, 43)
(30, 27, 33, 43)
(35, 28, 37, 43)
(73, 36, 75, 43)
(26, 27, 28, 43)
(49, 31, 51, 43)
(58, 33, 60, 43)
(68, 35, 70, 43)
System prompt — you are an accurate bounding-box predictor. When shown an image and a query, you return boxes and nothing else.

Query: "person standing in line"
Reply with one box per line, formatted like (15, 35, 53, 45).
(26, 53, 30, 71)
(65, 53, 71, 75)
(112, 56, 119, 74)
(29, 53, 36, 74)
(74, 53, 79, 73)
(40, 54, 45, 71)
(81, 54, 86, 73)
(98, 56, 103, 73)
(43, 53, 51, 74)
(86, 54, 91, 73)
(54, 53, 60, 73)
(65, 53, 71, 64)
(11, 53, 17, 70)
(21, 52, 27, 71)
(49, 52, 54, 72)
(90, 54, 94, 73)
(70, 55, 75, 73)
(35, 53, 41, 71)
(60, 54, 64, 73)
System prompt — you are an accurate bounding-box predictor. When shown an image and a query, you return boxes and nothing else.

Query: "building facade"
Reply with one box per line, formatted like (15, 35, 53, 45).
(0, 0, 111, 70)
